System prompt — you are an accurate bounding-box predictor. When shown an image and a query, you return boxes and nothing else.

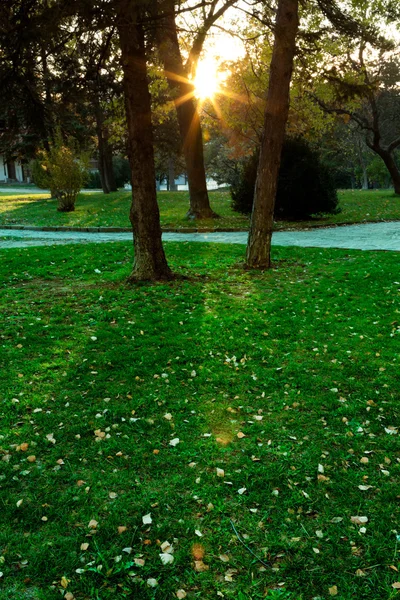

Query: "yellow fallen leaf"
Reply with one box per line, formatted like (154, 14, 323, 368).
(176, 591, 187, 599)
(88, 519, 98, 529)
(64, 593, 75, 600)
(60, 576, 70, 589)
(118, 526, 127, 534)
(27, 455, 36, 463)
(392, 582, 400, 589)
(194, 560, 209, 572)
(328, 585, 338, 596)
(237, 432, 245, 439)
(20, 443, 29, 452)
(80, 543, 89, 551)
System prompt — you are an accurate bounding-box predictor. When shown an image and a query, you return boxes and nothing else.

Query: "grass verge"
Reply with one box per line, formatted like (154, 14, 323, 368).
(0, 189, 399, 231)
(0, 241, 399, 599)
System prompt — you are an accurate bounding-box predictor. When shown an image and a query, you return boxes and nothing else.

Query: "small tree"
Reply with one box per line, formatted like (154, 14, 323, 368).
(31, 139, 88, 212)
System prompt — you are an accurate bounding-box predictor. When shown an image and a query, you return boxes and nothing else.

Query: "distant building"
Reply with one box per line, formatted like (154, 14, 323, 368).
(0, 154, 27, 183)
(124, 173, 227, 192)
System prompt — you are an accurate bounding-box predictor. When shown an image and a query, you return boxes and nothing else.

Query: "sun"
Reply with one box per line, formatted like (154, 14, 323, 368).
(193, 59, 220, 100)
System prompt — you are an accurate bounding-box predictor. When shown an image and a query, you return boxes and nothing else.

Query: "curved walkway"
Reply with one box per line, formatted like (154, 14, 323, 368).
(0, 221, 399, 251)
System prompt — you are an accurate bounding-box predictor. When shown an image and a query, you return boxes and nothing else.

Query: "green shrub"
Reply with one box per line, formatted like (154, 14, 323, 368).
(231, 138, 340, 220)
(31, 138, 89, 212)
(85, 170, 102, 189)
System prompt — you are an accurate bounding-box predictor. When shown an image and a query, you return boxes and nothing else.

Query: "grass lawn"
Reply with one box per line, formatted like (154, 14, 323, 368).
(0, 189, 399, 231)
(0, 241, 399, 600)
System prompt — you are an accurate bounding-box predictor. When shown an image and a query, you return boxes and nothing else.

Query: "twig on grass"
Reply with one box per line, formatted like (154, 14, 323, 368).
(229, 519, 271, 569)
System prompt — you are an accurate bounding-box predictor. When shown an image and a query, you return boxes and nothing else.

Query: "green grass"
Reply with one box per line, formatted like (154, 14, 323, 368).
(0, 241, 399, 599)
(0, 188, 399, 231)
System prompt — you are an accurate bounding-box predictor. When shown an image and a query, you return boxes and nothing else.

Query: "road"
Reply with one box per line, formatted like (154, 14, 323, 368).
(0, 221, 399, 251)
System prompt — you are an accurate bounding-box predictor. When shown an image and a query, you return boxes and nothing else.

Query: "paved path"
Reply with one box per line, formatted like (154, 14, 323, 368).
(0, 221, 399, 251)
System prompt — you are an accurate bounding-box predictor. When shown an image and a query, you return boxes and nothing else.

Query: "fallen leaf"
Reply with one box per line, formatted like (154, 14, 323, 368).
(88, 519, 98, 529)
(142, 513, 152, 525)
(122, 547, 132, 554)
(392, 582, 400, 589)
(216, 468, 225, 477)
(238, 487, 247, 495)
(160, 552, 174, 565)
(176, 591, 187, 599)
(360, 457, 369, 464)
(27, 455, 36, 463)
(16, 499, 23, 508)
(195, 530, 203, 537)
(169, 438, 180, 447)
(80, 543, 89, 551)
(330, 517, 343, 523)
(164, 413, 173, 420)
(147, 578, 158, 587)
(161, 541, 173, 554)
(64, 593, 74, 600)
(20, 443, 29, 452)
(329, 585, 338, 595)
(219, 554, 229, 562)
(108, 492, 117, 499)
(358, 485, 373, 491)
(118, 526, 127, 534)
(191, 543, 205, 560)
(60, 576, 69, 589)
(134, 558, 145, 567)
(237, 432, 245, 439)
(355, 569, 366, 577)
(351, 516, 368, 525)
(194, 560, 209, 572)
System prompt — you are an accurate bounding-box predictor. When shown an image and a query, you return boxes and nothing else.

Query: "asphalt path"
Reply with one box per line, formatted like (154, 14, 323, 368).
(0, 221, 399, 251)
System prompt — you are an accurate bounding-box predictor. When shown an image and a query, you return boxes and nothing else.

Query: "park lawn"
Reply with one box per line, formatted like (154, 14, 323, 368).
(0, 241, 399, 600)
(0, 188, 400, 230)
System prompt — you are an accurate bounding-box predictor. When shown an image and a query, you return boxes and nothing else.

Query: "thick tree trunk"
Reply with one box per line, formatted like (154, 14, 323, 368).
(156, 2, 218, 219)
(376, 148, 400, 194)
(116, 0, 173, 282)
(246, 0, 299, 269)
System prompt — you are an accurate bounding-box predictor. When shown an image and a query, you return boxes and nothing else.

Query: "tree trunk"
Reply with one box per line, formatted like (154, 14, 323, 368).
(245, 0, 299, 269)
(375, 148, 400, 194)
(116, 0, 173, 282)
(156, 1, 218, 219)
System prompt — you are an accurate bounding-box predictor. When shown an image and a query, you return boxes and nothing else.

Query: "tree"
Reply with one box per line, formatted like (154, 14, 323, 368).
(116, 0, 173, 281)
(155, 0, 236, 219)
(31, 137, 89, 212)
(245, 0, 299, 269)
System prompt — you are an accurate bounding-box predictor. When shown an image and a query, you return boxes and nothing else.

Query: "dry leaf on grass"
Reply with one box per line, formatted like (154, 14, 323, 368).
(88, 519, 98, 529)
(142, 513, 152, 525)
(350, 516, 368, 525)
(194, 560, 209, 572)
(328, 585, 338, 596)
(176, 591, 187, 599)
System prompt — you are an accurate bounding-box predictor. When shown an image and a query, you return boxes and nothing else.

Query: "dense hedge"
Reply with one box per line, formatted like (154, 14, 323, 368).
(231, 138, 340, 220)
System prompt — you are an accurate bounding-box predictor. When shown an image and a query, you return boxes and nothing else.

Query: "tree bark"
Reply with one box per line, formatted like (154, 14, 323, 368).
(116, 0, 173, 282)
(373, 147, 400, 194)
(246, 0, 299, 269)
(156, 1, 218, 219)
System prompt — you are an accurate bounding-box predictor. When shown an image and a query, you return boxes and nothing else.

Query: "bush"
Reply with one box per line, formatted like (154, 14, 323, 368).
(31, 137, 89, 212)
(231, 138, 340, 220)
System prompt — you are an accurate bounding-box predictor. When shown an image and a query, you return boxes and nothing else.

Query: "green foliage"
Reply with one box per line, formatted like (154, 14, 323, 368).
(31, 137, 89, 212)
(86, 170, 102, 189)
(367, 156, 391, 188)
(112, 156, 131, 188)
(231, 138, 340, 220)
